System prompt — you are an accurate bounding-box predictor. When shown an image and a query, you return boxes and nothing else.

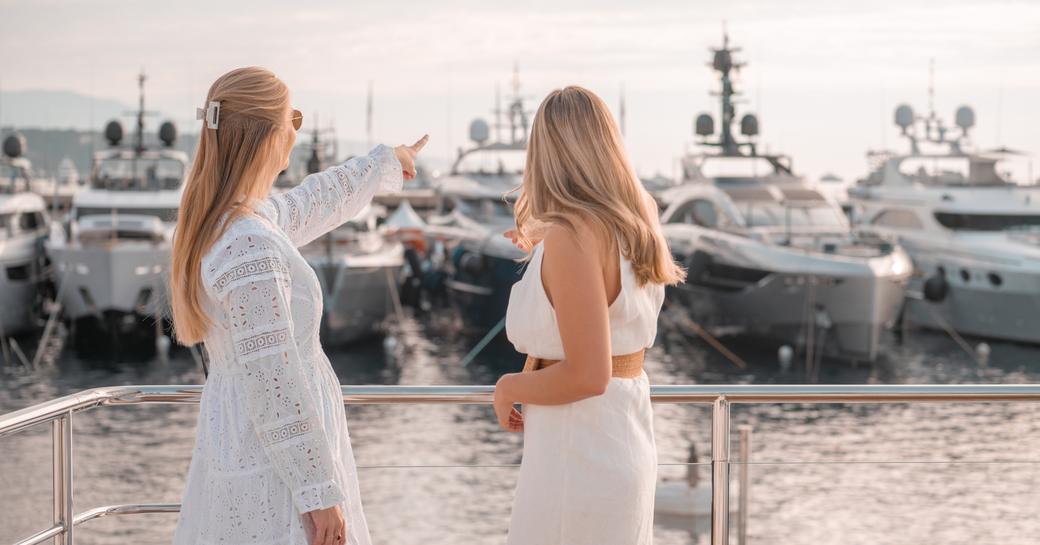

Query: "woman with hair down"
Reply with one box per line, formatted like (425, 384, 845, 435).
(169, 66, 426, 545)
(495, 86, 685, 545)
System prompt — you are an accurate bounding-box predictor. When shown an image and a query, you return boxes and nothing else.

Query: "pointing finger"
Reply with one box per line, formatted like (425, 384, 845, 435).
(410, 134, 429, 153)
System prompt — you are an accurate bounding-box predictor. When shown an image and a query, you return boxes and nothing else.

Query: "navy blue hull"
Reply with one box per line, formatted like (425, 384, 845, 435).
(447, 248, 525, 333)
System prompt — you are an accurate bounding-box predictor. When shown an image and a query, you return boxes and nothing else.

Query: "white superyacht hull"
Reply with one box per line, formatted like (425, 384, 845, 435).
(0, 237, 44, 335)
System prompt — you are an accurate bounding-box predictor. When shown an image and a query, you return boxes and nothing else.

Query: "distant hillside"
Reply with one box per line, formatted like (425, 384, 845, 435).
(0, 90, 132, 130)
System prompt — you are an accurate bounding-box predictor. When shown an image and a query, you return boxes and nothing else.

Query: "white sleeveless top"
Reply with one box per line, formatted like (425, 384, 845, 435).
(505, 240, 665, 360)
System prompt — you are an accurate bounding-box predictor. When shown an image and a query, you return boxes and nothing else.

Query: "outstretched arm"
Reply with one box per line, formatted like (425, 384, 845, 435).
(267, 135, 428, 247)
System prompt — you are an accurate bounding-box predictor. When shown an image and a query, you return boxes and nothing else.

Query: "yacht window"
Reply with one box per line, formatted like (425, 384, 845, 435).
(872, 209, 923, 229)
(0, 164, 24, 180)
(93, 157, 185, 190)
(899, 157, 1008, 186)
(0, 213, 11, 234)
(740, 202, 846, 228)
(934, 212, 1040, 231)
(18, 211, 43, 231)
(668, 199, 719, 228)
(697, 157, 780, 180)
(76, 207, 177, 222)
(454, 149, 526, 175)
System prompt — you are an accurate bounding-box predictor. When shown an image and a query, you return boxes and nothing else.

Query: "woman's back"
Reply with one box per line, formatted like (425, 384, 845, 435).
(505, 235, 664, 361)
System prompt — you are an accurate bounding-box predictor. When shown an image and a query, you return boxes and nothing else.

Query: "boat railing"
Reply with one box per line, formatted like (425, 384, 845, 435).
(3, 383, 1040, 545)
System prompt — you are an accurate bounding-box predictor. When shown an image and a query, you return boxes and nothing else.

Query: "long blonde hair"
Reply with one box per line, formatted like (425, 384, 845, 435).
(514, 86, 685, 286)
(170, 67, 291, 345)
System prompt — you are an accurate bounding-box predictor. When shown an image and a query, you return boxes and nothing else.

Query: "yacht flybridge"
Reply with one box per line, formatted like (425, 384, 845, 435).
(46, 73, 187, 357)
(849, 100, 1040, 344)
(660, 34, 911, 362)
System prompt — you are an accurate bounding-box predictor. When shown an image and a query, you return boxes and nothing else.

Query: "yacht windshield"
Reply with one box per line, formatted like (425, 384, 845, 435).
(76, 206, 177, 222)
(693, 156, 786, 182)
(455, 197, 513, 224)
(740, 202, 846, 228)
(93, 157, 185, 190)
(0, 164, 24, 180)
(899, 157, 1009, 186)
(454, 149, 525, 175)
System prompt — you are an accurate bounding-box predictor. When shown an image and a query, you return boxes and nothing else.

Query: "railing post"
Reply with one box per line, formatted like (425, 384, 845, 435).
(52, 411, 73, 545)
(737, 425, 752, 545)
(711, 395, 730, 545)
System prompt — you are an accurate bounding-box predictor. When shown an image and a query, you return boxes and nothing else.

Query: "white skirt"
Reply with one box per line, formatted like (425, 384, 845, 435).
(506, 372, 657, 545)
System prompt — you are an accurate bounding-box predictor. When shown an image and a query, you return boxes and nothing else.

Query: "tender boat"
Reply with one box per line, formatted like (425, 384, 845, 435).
(660, 34, 911, 362)
(0, 134, 51, 337)
(45, 73, 186, 357)
(849, 101, 1040, 344)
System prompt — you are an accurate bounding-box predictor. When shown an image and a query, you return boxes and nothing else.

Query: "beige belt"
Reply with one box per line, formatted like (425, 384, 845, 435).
(522, 349, 645, 378)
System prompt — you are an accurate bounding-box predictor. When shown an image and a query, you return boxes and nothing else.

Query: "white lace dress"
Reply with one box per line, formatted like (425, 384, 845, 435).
(172, 145, 402, 545)
(504, 241, 665, 545)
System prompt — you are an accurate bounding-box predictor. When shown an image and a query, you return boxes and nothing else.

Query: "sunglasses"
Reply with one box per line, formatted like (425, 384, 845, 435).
(291, 109, 304, 131)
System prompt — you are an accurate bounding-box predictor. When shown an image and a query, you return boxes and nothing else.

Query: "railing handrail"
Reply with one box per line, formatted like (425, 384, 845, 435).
(5, 383, 1040, 545)
(4, 383, 1040, 439)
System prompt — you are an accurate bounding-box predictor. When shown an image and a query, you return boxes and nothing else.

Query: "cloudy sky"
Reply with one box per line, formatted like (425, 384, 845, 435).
(1, 0, 1038, 181)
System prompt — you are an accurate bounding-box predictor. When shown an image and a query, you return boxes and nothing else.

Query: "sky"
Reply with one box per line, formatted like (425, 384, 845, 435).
(1, 0, 1039, 182)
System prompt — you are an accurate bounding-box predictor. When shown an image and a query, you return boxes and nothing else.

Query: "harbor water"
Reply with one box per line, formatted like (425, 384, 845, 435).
(2, 312, 1039, 545)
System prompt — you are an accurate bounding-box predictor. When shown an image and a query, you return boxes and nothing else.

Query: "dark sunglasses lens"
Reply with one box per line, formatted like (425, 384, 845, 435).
(292, 110, 303, 131)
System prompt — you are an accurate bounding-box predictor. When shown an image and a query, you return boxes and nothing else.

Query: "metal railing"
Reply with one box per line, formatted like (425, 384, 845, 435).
(3, 383, 1040, 545)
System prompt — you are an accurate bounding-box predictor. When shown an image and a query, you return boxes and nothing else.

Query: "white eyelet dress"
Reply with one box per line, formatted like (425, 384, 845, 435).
(504, 240, 665, 545)
(172, 145, 402, 545)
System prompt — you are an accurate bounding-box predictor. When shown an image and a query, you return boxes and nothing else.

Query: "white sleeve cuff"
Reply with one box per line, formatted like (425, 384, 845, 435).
(293, 480, 347, 514)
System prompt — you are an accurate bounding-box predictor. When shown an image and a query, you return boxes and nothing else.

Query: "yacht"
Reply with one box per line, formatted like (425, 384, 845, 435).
(849, 102, 1040, 344)
(0, 134, 51, 336)
(373, 165, 439, 219)
(660, 34, 912, 362)
(30, 156, 85, 216)
(427, 81, 527, 331)
(46, 73, 187, 357)
(290, 128, 406, 345)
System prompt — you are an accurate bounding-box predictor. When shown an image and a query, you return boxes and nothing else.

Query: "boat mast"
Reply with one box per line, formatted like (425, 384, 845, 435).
(135, 71, 146, 155)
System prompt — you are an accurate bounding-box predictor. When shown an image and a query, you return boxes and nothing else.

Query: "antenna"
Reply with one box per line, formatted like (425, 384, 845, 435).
(494, 83, 502, 144)
(136, 70, 146, 153)
(619, 83, 627, 138)
(512, 61, 521, 97)
(366, 80, 373, 150)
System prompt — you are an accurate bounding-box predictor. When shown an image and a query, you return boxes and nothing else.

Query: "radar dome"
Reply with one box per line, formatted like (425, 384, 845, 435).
(955, 106, 975, 132)
(694, 114, 714, 137)
(158, 121, 177, 147)
(894, 104, 914, 132)
(2, 134, 25, 159)
(469, 118, 490, 144)
(104, 121, 124, 146)
(740, 114, 759, 137)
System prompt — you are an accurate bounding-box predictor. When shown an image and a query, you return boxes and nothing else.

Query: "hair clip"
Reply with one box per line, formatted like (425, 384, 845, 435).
(195, 101, 221, 130)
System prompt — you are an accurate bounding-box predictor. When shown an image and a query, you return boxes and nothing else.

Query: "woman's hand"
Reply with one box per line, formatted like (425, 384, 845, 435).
(306, 505, 346, 545)
(394, 134, 429, 181)
(494, 374, 524, 432)
(503, 229, 540, 253)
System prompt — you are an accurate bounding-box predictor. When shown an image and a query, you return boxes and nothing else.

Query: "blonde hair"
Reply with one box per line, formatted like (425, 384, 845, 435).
(170, 67, 291, 345)
(514, 86, 685, 286)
